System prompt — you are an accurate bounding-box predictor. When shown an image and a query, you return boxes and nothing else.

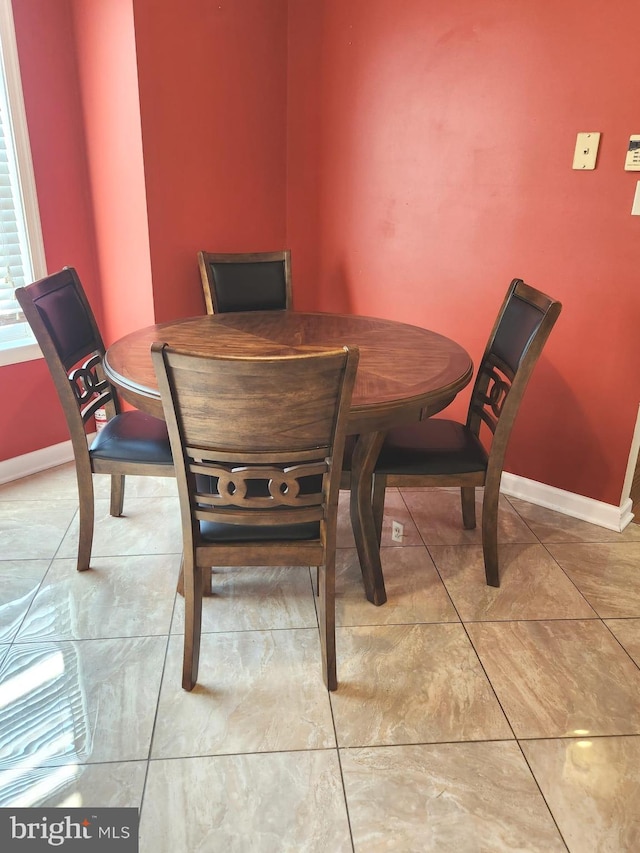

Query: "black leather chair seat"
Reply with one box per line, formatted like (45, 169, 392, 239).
(375, 419, 488, 475)
(90, 411, 173, 465)
(200, 519, 320, 542)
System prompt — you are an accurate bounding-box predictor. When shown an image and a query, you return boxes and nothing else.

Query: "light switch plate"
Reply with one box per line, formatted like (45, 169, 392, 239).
(572, 132, 600, 170)
(631, 182, 640, 215)
(624, 135, 640, 171)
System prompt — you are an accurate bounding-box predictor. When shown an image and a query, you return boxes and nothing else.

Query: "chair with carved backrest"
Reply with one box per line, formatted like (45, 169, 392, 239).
(16, 267, 174, 572)
(151, 343, 358, 692)
(197, 250, 292, 314)
(368, 278, 562, 587)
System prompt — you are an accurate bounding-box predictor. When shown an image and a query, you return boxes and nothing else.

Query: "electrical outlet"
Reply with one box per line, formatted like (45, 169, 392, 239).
(391, 521, 404, 542)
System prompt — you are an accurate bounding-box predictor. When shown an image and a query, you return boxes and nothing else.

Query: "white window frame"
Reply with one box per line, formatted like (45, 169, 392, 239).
(0, 0, 46, 367)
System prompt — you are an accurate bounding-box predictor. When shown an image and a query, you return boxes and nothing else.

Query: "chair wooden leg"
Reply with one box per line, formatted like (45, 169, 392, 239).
(314, 566, 319, 596)
(177, 554, 185, 596)
(109, 474, 125, 517)
(461, 486, 476, 529)
(202, 567, 214, 596)
(177, 558, 212, 597)
(481, 478, 500, 588)
(182, 554, 203, 691)
(75, 462, 95, 572)
(318, 560, 337, 691)
(371, 473, 386, 548)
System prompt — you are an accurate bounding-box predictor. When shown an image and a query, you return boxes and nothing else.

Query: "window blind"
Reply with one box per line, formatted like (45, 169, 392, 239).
(0, 0, 46, 362)
(0, 98, 29, 330)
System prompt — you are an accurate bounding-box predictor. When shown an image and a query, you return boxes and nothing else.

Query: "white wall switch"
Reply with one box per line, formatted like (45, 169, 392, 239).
(572, 132, 600, 170)
(624, 135, 640, 170)
(632, 181, 640, 215)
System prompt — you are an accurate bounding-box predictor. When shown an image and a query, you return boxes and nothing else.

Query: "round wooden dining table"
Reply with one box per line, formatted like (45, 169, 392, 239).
(103, 310, 473, 606)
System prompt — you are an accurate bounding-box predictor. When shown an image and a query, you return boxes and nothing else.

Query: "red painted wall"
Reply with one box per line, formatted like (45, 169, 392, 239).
(1, 0, 287, 462)
(3, 0, 638, 510)
(287, 0, 640, 506)
(70, 0, 154, 347)
(132, 0, 288, 323)
(0, 0, 100, 460)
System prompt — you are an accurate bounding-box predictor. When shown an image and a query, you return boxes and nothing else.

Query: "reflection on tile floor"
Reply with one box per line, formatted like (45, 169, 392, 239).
(1, 463, 639, 851)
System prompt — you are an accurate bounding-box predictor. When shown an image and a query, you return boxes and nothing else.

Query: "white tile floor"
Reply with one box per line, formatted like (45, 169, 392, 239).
(1, 464, 639, 851)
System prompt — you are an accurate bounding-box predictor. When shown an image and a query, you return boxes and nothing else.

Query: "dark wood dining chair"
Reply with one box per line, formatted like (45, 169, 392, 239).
(197, 250, 292, 314)
(151, 343, 359, 692)
(16, 267, 174, 572)
(367, 278, 562, 587)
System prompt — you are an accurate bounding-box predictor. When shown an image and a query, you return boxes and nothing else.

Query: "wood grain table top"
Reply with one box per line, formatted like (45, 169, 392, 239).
(103, 311, 473, 432)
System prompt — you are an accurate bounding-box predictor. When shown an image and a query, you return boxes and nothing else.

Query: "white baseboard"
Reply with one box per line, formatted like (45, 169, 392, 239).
(0, 440, 76, 485)
(501, 472, 634, 533)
